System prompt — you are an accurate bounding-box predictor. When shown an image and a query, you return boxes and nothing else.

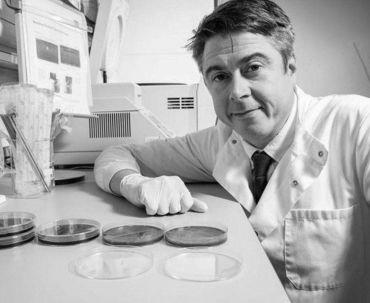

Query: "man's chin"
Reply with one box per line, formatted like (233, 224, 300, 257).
(234, 126, 272, 147)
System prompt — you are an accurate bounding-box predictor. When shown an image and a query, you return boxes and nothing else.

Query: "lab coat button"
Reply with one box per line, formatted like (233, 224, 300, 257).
(231, 139, 237, 144)
(318, 151, 324, 157)
(292, 180, 299, 186)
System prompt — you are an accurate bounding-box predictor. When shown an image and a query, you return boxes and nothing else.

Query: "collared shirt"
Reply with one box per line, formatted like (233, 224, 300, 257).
(238, 94, 298, 181)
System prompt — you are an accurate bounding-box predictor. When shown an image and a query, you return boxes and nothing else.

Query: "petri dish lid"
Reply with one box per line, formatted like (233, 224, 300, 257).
(37, 218, 100, 244)
(164, 250, 242, 282)
(0, 227, 35, 248)
(73, 248, 153, 279)
(164, 222, 228, 247)
(0, 212, 36, 236)
(102, 222, 164, 246)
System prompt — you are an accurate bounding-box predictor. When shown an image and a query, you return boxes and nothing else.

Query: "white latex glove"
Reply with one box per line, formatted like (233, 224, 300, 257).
(119, 173, 208, 216)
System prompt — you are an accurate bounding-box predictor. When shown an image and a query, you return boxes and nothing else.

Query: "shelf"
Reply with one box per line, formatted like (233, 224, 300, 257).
(0, 49, 17, 70)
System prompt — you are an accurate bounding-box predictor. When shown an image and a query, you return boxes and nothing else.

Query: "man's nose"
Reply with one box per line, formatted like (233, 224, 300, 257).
(229, 72, 251, 102)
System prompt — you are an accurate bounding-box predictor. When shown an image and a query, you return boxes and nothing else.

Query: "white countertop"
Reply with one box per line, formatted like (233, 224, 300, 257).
(0, 171, 290, 303)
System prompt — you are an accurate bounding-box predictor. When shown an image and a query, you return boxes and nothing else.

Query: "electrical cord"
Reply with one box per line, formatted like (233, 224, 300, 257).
(4, 0, 20, 12)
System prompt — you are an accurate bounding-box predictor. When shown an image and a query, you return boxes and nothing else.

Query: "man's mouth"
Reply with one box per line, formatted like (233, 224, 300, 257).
(232, 107, 263, 117)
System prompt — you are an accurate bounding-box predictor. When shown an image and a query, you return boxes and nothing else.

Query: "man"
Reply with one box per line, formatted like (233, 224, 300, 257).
(94, 0, 370, 302)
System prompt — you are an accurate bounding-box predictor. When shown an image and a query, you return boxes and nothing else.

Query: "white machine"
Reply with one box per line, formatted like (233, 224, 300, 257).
(54, 82, 176, 165)
(140, 82, 216, 137)
(52, 0, 216, 165)
(54, 80, 216, 165)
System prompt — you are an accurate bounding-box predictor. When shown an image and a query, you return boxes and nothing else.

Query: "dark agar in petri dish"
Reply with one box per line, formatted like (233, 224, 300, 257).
(165, 225, 227, 247)
(103, 225, 164, 246)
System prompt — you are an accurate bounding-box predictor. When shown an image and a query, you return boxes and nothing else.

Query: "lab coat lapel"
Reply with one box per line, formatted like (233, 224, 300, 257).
(249, 125, 328, 241)
(212, 132, 255, 212)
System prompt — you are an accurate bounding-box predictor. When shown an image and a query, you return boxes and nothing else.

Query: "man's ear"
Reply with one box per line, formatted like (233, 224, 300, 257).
(287, 56, 296, 76)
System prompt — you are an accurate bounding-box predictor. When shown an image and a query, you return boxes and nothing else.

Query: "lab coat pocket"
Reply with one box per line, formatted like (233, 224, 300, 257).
(284, 204, 364, 290)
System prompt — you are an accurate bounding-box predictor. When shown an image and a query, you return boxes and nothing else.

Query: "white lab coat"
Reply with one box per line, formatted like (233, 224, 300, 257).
(94, 87, 370, 303)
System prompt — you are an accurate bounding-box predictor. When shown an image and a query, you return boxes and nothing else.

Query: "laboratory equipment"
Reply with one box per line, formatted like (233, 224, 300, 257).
(0, 226, 35, 248)
(0, 211, 36, 248)
(0, 211, 35, 236)
(53, 82, 173, 165)
(54, 169, 85, 185)
(0, 84, 54, 197)
(89, 0, 128, 85)
(15, 0, 92, 116)
(102, 222, 165, 246)
(53, 0, 216, 166)
(53, 0, 172, 165)
(73, 248, 153, 280)
(165, 222, 228, 247)
(36, 218, 100, 245)
(164, 250, 242, 282)
(140, 81, 216, 137)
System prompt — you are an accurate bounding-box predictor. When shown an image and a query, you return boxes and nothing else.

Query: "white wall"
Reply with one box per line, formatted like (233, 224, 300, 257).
(115, 0, 214, 84)
(277, 0, 370, 97)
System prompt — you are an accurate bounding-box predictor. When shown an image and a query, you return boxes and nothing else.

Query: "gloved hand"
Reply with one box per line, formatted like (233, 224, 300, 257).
(119, 173, 208, 215)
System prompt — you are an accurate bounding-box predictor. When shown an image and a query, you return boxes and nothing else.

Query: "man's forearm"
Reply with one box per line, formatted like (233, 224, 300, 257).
(109, 169, 138, 195)
(94, 145, 141, 193)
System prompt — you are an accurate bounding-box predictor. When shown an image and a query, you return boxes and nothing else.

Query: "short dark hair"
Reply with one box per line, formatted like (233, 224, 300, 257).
(187, 0, 295, 72)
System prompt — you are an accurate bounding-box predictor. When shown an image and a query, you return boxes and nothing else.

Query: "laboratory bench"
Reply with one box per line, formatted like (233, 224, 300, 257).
(0, 171, 290, 303)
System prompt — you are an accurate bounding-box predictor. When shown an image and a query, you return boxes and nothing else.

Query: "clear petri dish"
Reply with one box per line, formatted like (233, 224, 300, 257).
(164, 250, 242, 282)
(102, 222, 164, 246)
(37, 218, 100, 245)
(0, 227, 35, 248)
(164, 222, 228, 247)
(73, 248, 153, 280)
(0, 212, 36, 236)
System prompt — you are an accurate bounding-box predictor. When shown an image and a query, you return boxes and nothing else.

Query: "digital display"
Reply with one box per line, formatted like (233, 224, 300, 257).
(36, 38, 58, 64)
(60, 45, 80, 67)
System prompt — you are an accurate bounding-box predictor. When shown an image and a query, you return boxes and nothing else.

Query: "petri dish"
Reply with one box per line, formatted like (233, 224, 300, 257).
(164, 250, 242, 282)
(103, 222, 164, 246)
(37, 218, 100, 245)
(0, 212, 36, 236)
(0, 227, 35, 248)
(73, 248, 153, 280)
(165, 222, 228, 247)
(54, 169, 85, 185)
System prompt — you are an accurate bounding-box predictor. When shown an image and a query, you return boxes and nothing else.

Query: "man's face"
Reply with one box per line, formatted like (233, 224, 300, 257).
(202, 32, 296, 148)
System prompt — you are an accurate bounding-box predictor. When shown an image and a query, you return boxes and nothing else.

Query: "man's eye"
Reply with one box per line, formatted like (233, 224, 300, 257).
(212, 73, 229, 82)
(247, 64, 261, 73)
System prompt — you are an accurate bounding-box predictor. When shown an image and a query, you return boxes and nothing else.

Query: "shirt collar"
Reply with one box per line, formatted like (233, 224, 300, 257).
(237, 92, 298, 163)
